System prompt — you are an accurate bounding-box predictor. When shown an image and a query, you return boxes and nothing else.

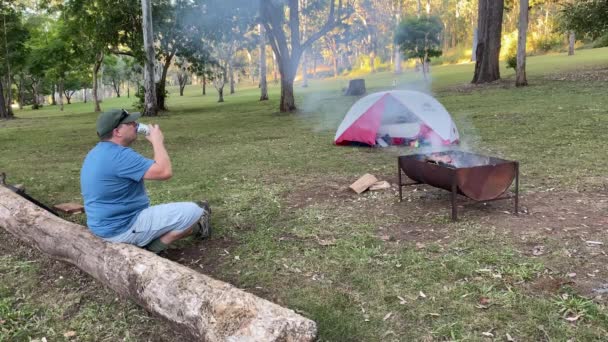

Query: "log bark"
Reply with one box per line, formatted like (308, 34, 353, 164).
(0, 186, 317, 341)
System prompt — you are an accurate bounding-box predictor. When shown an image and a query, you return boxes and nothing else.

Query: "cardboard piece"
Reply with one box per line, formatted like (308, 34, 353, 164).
(349, 174, 379, 194)
(54, 202, 85, 214)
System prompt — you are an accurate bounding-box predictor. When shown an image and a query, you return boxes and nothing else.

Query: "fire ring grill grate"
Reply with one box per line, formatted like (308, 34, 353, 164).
(398, 151, 519, 221)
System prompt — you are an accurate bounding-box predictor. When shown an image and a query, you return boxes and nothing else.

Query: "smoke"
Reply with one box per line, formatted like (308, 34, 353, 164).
(300, 84, 359, 134)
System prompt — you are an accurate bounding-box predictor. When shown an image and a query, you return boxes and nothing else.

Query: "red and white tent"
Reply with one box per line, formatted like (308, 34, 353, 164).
(334, 90, 459, 147)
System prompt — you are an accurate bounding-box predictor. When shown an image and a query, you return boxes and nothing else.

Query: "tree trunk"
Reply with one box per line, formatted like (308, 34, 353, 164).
(394, 49, 402, 74)
(83, 88, 87, 103)
(202, 74, 206, 95)
(30, 80, 39, 108)
(18, 76, 24, 109)
(178, 75, 186, 96)
(51, 83, 57, 106)
(217, 86, 224, 102)
(142, 0, 158, 116)
(229, 61, 235, 95)
(4, 76, 13, 117)
(369, 51, 376, 73)
(516, 0, 529, 87)
(472, 0, 504, 84)
(65, 91, 72, 104)
(113, 80, 121, 97)
(272, 52, 279, 84)
(259, 25, 269, 101)
(472, 27, 478, 62)
(301, 51, 308, 88)
(58, 78, 64, 111)
(93, 55, 103, 113)
(0, 186, 317, 341)
(279, 67, 296, 112)
(127, 80, 130, 98)
(312, 53, 317, 78)
(568, 31, 575, 56)
(157, 53, 173, 111)
(0, 80, 7, 119)
(333, 56, 339, 78)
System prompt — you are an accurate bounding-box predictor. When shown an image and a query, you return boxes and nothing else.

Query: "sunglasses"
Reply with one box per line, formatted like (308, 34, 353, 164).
(115, 110, 130, 129)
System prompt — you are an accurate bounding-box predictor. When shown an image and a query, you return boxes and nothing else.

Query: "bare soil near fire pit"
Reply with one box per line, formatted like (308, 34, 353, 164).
(282, 175, 608, 301)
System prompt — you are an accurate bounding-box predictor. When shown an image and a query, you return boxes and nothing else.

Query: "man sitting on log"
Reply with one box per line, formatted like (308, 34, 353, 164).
(80, 109, 211, 254)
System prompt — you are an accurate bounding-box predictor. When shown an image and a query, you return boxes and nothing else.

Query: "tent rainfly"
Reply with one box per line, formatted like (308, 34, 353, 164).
(334, 90, 460, 147)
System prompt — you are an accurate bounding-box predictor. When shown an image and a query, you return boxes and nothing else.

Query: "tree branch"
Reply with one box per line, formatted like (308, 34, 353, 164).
(301, 0, 344, 52)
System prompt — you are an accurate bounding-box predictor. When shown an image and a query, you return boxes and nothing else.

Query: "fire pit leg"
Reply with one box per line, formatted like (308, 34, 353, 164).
(398, 159, 403, 201)
(514, 162, 519, 216)
(451, 175, 458, 221)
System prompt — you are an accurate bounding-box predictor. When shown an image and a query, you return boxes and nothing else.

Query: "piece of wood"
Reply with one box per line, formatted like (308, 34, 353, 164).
(0, 186, 317, 341)
(344, 79, 366, 96)
(349, 174, 378, 194)
(54, 202, 85, 214)
(369, 181, 391, 191)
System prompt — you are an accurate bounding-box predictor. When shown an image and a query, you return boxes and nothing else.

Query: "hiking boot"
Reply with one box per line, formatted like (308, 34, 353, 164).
(195, 200, 212, 239)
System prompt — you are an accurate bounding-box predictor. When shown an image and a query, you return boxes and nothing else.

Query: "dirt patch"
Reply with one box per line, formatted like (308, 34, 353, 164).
(163, 235, 239, 280)
(282, 176, 608, 300)
(440, 79, 516, 94)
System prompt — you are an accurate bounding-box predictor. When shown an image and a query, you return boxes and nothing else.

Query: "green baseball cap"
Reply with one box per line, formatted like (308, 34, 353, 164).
(96, 109, 141, 137)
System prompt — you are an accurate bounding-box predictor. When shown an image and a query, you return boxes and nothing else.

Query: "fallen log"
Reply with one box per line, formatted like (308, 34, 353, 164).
(0, 186, 317, 341)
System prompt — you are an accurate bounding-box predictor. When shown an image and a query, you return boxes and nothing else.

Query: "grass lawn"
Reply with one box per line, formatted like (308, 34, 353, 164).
(1, 47, 607, 341)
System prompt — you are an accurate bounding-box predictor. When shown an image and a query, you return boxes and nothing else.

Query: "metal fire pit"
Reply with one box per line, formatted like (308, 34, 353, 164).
(398, 151, 519, 221)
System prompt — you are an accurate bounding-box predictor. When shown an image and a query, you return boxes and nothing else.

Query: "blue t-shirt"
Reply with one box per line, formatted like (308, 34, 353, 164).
(80, 142, 155, 238)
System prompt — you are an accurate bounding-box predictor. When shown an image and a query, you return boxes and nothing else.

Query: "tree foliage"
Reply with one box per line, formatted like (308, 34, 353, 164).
(557, 0, 608, 39)
(395, 15, 443, 64)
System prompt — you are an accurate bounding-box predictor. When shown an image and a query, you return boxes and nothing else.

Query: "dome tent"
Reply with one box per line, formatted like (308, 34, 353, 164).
(334, 90, 460, 147)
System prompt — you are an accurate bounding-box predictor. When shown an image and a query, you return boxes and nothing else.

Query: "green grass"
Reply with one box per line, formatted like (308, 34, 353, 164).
(1, 47, 607, 340)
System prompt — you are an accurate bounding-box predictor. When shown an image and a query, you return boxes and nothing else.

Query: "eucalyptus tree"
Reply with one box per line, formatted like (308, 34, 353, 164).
(151, 0, 196, 111)
(63, 67, 91, 104)
(320, 22, 350, 78)
(174, 57, 190, 96)
(103, 55, 128, 97)
(258, 24, 269, 101)
(260, 0, 351, 112)
(141, 0, 157, 115)
(0, 1, 29, 119)
(557, 0, 608, 54)
(352, 0, 392, 73)
(395, 15, 443, 80)
(21, 14, 52, 110)
(516, 0, 529, 87)
(62, 0, 143, 112)
(472, 0, 504, 84)
(206, 0, 256, 96)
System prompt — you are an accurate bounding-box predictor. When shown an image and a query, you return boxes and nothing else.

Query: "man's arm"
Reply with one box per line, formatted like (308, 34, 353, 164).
(144, 124, 173, 180)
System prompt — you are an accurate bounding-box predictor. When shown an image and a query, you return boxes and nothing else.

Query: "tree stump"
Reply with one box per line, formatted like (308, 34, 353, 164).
(344, 79, 366, 96)
(0, 186, 317, 341)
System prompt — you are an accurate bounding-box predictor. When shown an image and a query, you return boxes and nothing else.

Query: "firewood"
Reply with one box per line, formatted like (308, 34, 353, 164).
(349, 174, 379, 194)
(54, 202, 85, 214)
(369, 181, 391, 191)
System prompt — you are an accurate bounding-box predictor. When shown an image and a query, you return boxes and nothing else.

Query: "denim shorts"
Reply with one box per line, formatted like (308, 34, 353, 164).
(105, 202, 203, 247)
